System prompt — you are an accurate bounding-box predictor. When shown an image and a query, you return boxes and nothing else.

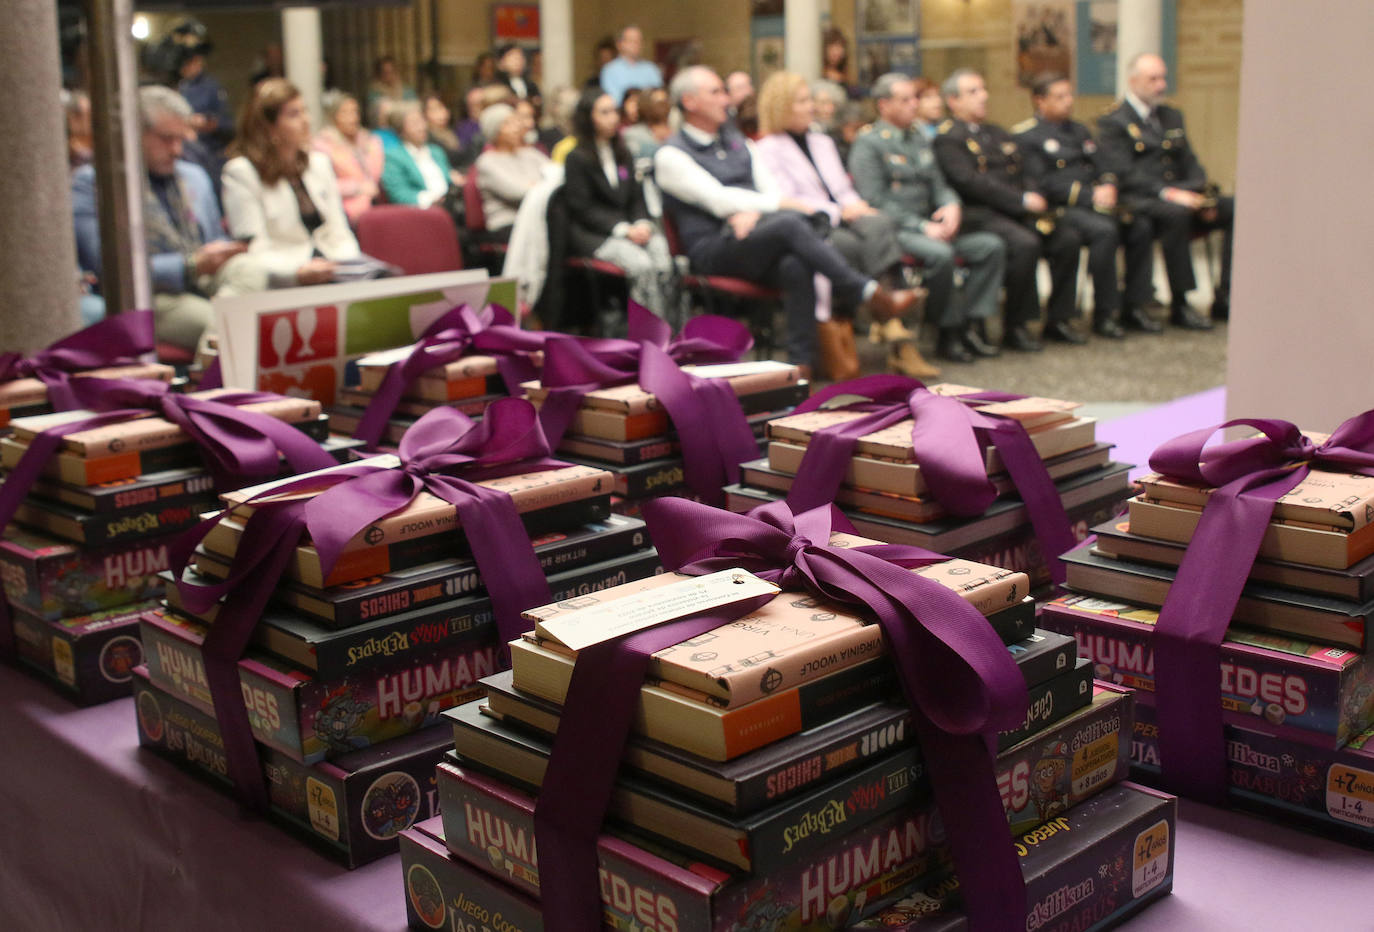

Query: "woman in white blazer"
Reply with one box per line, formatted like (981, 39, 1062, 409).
(222, 79, 360, 289)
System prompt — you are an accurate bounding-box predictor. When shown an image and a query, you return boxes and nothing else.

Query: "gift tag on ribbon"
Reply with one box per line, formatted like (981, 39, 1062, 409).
(532, 568, 780, 651)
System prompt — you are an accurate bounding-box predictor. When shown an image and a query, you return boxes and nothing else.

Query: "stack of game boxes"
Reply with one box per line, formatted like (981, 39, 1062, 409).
(327, 349, 512, 447)
(132, 452, 666, 865)
(1040, 465, 1374, 845)
(396, 538, 1176, 929)
(0, 387, 353, 705)
(724, 385, 1132, 588)
(524, 360, 809, 515)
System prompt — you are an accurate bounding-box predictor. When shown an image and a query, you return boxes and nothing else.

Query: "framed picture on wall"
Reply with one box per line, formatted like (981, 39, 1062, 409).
(491, 3, 539, 45)
(1074, 0, 1177, 95)
(1012, 1, 1076, 87)
(856, 0, 918, 38)
(857, 38, 892, 87)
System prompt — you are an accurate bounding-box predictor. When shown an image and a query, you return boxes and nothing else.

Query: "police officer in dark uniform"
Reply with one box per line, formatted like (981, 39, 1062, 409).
(1097, 52, 1233, 329)
(934, 68, 1082, 351)
(1014, 72, 1154, 339)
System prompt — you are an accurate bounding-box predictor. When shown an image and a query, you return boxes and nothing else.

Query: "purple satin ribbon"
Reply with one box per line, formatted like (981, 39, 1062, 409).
(788, 375, 1077, 584)
(1149, 413, 1374, 803)
(535, 303, 759, 506)
(0, 310, 155, 411)
(169, 399, 567, 810)
(199, 357, 223, 390)
(533, 495, 1029, 932)
(354, 303, 547, 449)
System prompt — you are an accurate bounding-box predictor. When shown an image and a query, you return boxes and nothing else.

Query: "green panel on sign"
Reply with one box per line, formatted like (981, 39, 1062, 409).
(342, 292, 446, 353)
(487, 280, 518, 311)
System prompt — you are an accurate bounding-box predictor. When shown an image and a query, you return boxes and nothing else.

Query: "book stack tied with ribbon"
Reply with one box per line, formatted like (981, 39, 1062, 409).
(328, 304, 547, 451)
(522, 306, 808, 516)
(1039, 415, 1374, 846)
(134, 400, 664, 866)
(396, 496, 1176, 931)
(722, 378, 1133, 591)
(0, 311, 358, 704)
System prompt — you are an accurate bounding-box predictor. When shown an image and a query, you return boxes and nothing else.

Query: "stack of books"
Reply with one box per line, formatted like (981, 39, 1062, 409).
(1040, 464, 1374, 845)
(328, 349, 512, 446)
(723, 385, 1132, 588)
(395, 540, 1174, 928)
(0, 390, 355, 705)
(133, 455, 666, 866)
(0, 361, 174, 434)
(524, 360, 809, 515)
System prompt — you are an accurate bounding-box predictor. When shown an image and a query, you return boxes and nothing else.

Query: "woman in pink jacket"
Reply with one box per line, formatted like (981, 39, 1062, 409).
(312, 91, 383, 226)
(755, 71, 934, 380)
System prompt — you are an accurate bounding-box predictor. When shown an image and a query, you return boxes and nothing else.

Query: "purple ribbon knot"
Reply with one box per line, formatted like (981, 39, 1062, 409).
(535, 303, 761, 505)
(169, 400, 566, 811)
(354, 303, 547, 449)
(1148, 412, 1374, 803)
(0, 310, 155, 411)
(788, 374, 1077, 583)
(532, 495, 1028, 932)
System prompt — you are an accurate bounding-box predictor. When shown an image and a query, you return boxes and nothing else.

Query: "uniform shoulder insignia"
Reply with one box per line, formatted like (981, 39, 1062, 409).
(1010, 118, 1037, 134)
(937, 119, 954, 134)
(1099, 100, 1123, 117)
(858, 123, 874, 135)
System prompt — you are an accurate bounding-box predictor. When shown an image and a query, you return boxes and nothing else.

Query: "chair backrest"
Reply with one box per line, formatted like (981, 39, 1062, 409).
(462, 169, 486, 233)
(659, 208, 687, 260)
(354, 205, 463, 276)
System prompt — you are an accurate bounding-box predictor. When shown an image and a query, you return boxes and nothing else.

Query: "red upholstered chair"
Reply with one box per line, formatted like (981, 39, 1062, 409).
(355, 206, 463, 276)
(461, 169, 509, 274)
(661, 211, 779, 357)
(155, 342, 194, 368)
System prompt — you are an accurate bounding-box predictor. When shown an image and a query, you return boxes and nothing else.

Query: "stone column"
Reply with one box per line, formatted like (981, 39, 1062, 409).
(785, 0, 822, 80)
(0, 1, 83, 348)
(540, 0, 574, 92)
(1115, 0, 1163, 94)
(284, 7, 324, 132)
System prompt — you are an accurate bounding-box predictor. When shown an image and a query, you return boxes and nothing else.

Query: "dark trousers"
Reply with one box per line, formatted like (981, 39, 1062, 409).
(826, 211, 903, 317)
(961, 207, 1080, 327)
(1130, 195, 1234, 304)
(1057, 207, 1125, 322)
(690, 210, 870, 366)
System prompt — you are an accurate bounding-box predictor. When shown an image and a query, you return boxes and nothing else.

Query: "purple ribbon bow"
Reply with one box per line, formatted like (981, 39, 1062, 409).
(533, 495, 1029, 932)
(169, 399, 566, 810)
(1149, 413, 1374, 803)
(535, 303, 760, 505)
(788, 375, 1077, 584)
(354, 303, 547, 449)
(0, 310, 155, 411)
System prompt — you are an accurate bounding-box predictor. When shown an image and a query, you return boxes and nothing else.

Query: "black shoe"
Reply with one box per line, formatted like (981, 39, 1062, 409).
(1210, 295, 1229, 321)
(1043, 320, 1088, 344)
(1124, 306, 1164, 333)
(1170, 303, 1214, 330)
(1093, 317, 1126, 339)
(936, 329, 974, 363)
(1004, 324, 1043, 352)
(962, 324, 1001, 357)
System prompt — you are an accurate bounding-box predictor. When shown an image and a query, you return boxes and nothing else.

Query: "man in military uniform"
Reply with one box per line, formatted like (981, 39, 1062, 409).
(849, 73, 1007, 363)
(934, 68, 1083, 351)
(1014, 72, 1155, 338)
(1098, 52, 1233, 329)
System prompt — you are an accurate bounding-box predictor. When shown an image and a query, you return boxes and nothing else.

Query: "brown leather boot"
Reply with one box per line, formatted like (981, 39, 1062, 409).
(888, 341, 941, 379)
(864, 284, 928, 322)
(816, 318, 861, 382)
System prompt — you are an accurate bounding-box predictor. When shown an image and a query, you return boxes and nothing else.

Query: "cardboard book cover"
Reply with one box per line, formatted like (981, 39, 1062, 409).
(9, 389, 322, 456)
(848, 782, 1176, 931)
(9, 601, 150, 705)
(327, 394, 496, 446)
(12, 494, 216, 547)
(726, 463, 1133, 564)
(206, 456, 614, 588)
(471, 667, 916, 817)
(1041, 595, 1374, 747)
(1061, 541, 1372, 651)
(1139, 468, 1374, 533)
(1128, 495, 1374, 571)
(0, 401, 50, 432)
(335, 387, 505, 417)
(0, 524, 172, 621)
(354, 346, 502, 395)
(139, 607, 493, 763)
(132, 668, 448, 868)
(0, 362, 174, 410)
(191, 513, 650, 627)
(1131, 700, 1374, 849)
(524, 361, 802, 416)
(1091, 516, 1374, 603)
(166, 547, 662, 680)
(435, 760, 954, 931)
(518, 546, 1030, 708)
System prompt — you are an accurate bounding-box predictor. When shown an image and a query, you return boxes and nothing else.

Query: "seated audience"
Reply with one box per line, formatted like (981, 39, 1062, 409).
(809, 79, 845, 133)
(73, 86, 254, 351)
(821, 27, 863, 100)
(381, 102, 454, 209)
(600, 25, 663, 105)
(222, 78, 361, 289)
(422, 92, 465, 182)
(912, 77, 945, 139)
(496, 44, 541, 105)
(755, 71, 934, 379)
(564, 88, 675, 317)
(655, 66, 920, 373)
(474, 103, 552, 237)
(621, 87, 672, 159)
(725, 71, 755, 119)
(63, 89, 93, 172)
(366, 55, 416, 124)
(455, 85, 485, 152)
(586, 36, 618, 89)
(313, 91, 383, 225)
